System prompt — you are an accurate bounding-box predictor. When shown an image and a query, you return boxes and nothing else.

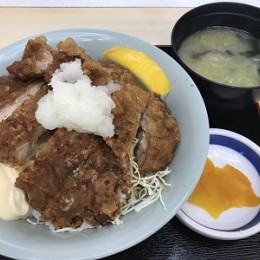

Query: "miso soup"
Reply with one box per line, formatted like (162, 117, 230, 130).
(178, 27, 260, 87)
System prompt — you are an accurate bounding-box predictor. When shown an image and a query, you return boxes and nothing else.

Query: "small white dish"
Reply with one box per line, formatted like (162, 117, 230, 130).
(177, 128, 260, 240)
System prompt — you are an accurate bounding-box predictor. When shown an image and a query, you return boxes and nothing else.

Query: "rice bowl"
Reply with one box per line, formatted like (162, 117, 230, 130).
(0, 29, 209, 260)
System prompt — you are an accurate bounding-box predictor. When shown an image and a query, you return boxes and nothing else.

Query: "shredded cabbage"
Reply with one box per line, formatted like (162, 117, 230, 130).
(120, 139, 171, 215)
(27, 209, 95, 233)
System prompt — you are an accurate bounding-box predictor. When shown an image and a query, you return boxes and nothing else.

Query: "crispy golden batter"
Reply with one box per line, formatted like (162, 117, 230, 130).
(16, 129, 125, 228)
(106, 70, 180, 174)
(0, 85, 49, 166)
(44, 37, 93, 82)
(0, 76, 41, 122)
(0, 75, 27, 103)
(106, 71, 149, 159)
(7, 36, 55, 80)
(135, 93, 181, 173)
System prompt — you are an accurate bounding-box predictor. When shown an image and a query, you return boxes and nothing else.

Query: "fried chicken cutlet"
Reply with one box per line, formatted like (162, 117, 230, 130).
(6, 36, 181, 230)
(0, 85, 49, 166)
(135, 93, 180, 173)
(7, 36, 55, 80)
(16, 128, 125, 229)
(0, 76, 43, 122)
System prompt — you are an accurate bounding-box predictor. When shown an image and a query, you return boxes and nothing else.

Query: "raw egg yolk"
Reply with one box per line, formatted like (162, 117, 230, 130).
(188, 158, 260, 219)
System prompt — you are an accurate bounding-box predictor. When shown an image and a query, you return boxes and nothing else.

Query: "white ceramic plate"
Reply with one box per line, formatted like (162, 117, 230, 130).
(0, 29, 209, 260)
(178, 128, 260, 240)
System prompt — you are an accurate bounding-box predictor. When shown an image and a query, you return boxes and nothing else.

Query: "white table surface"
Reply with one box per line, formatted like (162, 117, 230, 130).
(0, 7, 190, 48)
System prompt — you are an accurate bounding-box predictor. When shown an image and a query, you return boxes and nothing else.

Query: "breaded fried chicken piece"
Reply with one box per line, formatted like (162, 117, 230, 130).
(42, 37, 125, 85)
(106, 71, 149, 159)
(57, 37, 91, 61)
(44, 37, 93, 82)
(82, 59, 125, 86)
(0, 85, 49, 166)
(135, 93, 181, 173)
(16, 128, 129, 229)
(0, 75, 27, 102)
(44, 37, 124, 86)
(7, 36, 55, 80)
(6, 36, 126, 87)
(0, 76, 42, 122)
(96, 61, 180, 175)
(98, 71, 149, 191)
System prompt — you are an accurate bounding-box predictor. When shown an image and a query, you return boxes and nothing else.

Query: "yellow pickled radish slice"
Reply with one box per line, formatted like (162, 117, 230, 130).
(102, 46, 170, 96)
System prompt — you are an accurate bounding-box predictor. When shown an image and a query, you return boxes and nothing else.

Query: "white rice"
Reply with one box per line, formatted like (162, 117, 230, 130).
(35, 59, 120, 138)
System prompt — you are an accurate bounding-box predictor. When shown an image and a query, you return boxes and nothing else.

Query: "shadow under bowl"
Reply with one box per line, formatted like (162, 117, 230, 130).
(171, 2, 260, 110)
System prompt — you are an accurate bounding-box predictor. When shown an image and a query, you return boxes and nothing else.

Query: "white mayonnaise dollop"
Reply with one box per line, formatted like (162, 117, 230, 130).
(0, 163, 31, 220)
